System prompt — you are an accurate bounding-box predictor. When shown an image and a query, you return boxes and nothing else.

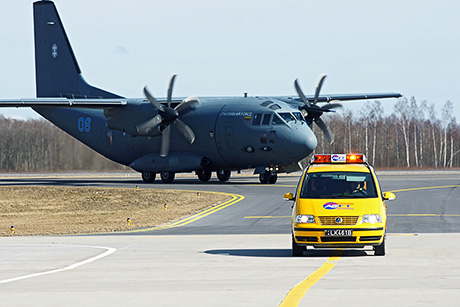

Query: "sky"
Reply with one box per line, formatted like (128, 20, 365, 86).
(1, 0, 459, 121)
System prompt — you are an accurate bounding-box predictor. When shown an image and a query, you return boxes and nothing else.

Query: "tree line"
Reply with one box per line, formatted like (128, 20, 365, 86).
(313, 97, 459, 168)
(0, 116, 124, 172)
(0, 97, 458, 172)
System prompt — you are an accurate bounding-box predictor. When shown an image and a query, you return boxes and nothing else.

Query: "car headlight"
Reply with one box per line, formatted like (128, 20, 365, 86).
(295, 215, 315, 223)
(362, 214, 382, 224)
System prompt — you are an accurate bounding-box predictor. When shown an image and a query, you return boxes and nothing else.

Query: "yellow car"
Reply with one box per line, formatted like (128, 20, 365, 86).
(284, 154, 395, 256)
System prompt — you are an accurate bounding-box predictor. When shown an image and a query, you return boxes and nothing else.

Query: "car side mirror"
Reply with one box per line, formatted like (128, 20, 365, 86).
(284, 192, 294, 201)
(383, 192, 396, 201)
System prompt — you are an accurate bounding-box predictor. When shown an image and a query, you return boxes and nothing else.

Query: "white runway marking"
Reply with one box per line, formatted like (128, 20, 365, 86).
(0, 244, 116, 284)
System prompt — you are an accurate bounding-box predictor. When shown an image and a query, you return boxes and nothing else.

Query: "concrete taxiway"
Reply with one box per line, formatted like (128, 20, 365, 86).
(1, 171, 460, 306)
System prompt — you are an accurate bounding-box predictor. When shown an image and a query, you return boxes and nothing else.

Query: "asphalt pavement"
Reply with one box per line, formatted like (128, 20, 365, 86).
(0, 171, 459, 306)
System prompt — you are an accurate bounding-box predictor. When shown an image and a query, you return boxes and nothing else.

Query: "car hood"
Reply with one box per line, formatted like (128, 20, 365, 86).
(296, 197, 384, 217)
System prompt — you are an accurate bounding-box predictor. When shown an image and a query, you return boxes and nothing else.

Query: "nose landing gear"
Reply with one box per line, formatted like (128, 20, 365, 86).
(259, 170, 277, 184)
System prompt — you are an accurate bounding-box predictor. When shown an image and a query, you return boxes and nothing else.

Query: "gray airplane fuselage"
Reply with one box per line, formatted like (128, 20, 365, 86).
(33, 96, 317, 173)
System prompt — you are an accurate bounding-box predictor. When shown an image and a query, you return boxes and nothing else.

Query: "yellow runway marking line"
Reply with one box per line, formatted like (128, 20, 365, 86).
(244, 216, 290, 219)
(387, 185, 460, 218)
(279, 249, 343, 307)
(389, 184, 459, 193)
(123, 192, 245, 233)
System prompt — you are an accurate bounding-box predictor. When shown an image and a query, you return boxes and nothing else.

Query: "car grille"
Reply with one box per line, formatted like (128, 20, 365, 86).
(360, 236, 382, 241)
(318, 216, 359, 225)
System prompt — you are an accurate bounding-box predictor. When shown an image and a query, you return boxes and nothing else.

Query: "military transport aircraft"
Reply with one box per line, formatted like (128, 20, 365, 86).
(0, 1, 401, 184)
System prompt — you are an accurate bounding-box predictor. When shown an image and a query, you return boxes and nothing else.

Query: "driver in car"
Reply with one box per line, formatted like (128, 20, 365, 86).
(344, 182, 366, 196)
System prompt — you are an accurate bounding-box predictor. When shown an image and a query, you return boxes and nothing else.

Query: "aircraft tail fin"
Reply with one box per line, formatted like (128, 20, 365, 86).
(33, 1, 122, 98)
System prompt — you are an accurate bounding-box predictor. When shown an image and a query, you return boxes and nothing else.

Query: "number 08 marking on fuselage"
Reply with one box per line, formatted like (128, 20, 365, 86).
(77, 117, 91, 132)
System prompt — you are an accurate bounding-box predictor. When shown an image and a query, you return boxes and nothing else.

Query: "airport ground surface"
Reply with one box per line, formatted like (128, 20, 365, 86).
(1, 171, 460, 306)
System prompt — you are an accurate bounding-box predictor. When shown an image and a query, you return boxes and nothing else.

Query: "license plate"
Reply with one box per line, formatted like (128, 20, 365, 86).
(324, 229, 353, 236)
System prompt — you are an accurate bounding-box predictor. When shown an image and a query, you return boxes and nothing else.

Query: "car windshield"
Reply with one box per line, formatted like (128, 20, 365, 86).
(299, 171, 378, 199)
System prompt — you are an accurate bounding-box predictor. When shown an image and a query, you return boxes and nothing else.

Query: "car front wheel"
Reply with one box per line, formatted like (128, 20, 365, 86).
(374, 237, 386, 256)
(292, 235, 305, 257)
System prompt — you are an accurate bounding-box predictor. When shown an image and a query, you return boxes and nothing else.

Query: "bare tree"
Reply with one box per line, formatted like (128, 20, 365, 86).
(369, 101, 383, 165)
(441, 101, 453, 167)
(394, 97, 411, 167)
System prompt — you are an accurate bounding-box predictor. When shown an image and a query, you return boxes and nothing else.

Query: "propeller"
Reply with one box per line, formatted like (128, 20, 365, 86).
(294, 74, 342, 144)
(136, 74, 199, 157)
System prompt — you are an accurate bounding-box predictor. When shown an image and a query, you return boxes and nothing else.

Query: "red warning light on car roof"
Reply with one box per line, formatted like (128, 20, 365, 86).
(312, 154, 331, 163)
(346, 154, 365, 163)
(312, 154, 366, 164)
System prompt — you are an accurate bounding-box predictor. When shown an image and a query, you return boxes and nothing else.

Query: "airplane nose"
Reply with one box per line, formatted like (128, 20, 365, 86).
(290, 125, 317, 159)
(304, 127, 317, 152)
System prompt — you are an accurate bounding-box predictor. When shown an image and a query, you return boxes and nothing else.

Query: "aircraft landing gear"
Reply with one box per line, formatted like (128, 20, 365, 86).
(141, 171, 156, 183)
(160, 171, 175, 183)
(217, 170, 231, 182)
(259, 171, 277, 184)
(197, 169, 212, 182)
(268, 173, 278, 184)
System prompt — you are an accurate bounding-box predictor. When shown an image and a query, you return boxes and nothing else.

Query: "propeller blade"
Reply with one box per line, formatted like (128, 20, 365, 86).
(167, 74, 177, 107)
(315, 117, 334, 144)
(321, 102, 342, 111)
(174, 96, 200, 114)
(143, 75, 196, 156)
(136, 114, 163, 135)
(173, 119, 195, 144)
(294, 78, 311, 107)
(160, 125, 171, 157)
(143, 86, 165, 112)
(313, 74, 327, 105)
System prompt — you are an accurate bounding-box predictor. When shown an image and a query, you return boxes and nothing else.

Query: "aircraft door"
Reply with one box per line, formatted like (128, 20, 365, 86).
(215, 105, 256, 167)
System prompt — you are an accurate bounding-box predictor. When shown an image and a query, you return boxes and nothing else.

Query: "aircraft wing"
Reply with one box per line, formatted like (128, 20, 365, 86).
(0, 98, 127, 108)
(277, 92, 402, 104)
(314, 92, 402, 102)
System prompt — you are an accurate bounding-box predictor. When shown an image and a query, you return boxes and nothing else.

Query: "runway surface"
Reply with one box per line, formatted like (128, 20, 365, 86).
(1, 171, 460, 306)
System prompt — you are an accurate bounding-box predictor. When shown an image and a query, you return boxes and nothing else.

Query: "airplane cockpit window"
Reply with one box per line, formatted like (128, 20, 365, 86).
(262, 113, 272, 125)
(278, 112, 296, 123)
(271, 114, 284, 125)
(269, 104, 281, 110)
(260, 100, 272, 107)
(292, 112, 304, 122)
(252, 113, 262, 125)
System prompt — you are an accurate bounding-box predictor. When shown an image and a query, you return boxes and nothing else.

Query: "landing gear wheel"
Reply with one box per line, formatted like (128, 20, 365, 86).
(259, 172, 269, 184)
(259, 171, 276, 184)
(268, 174, 278, 184)
(292, 235, 305, 257)
(197, 170, 212, 182)
(160, 171, 175, 183)
(374, 236, 386, 256)
(217, 170, 231, 182)
(141, 171, 156, 183)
